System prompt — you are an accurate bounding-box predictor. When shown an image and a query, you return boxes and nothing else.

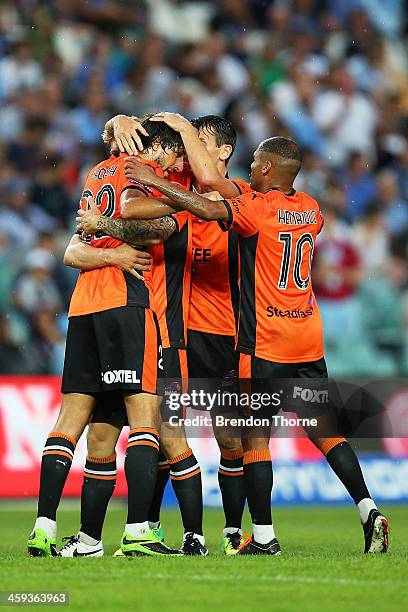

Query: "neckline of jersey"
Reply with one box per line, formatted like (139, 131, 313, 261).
(265, 187, 297, 196)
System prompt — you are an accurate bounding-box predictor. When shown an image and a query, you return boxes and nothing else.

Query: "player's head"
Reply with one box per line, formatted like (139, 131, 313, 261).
(250, 137, 302, 191)
(191, 115, 236, 166)
(102, 115, 185, 174)
(138, 116, 185, 173)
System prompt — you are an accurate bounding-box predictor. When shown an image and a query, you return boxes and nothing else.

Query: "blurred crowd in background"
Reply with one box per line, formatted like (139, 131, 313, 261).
(0, 0, 407, 376)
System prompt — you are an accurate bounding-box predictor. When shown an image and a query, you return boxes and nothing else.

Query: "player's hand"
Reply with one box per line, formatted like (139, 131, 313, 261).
(124, 157, 156, 184)
(112, 115, 149, 155)
(150, 112, 192, 133)
(106, 244, 152, 280)
(76, 196, 101, 235)
(202, 191, 223, 201)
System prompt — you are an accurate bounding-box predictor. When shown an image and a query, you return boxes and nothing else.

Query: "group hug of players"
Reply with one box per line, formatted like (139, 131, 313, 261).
(27, 111, 389, 557)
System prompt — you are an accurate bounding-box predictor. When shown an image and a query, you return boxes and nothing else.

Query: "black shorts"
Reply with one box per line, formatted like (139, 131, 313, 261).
(187, 330, 238, 379)
(62, 306, 161, 396)
(239, 354, 327, 380)
(91, 391, 127, 427)
(162, 347, 188, 380)
(90, 347, 188, 427)
(238, 354, 328, 418)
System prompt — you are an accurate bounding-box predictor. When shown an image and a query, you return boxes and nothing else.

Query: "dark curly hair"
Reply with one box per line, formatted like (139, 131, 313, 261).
(102, 114, 184, 156)
(191, 115, 236, 162)
(139, 115, 184, 155)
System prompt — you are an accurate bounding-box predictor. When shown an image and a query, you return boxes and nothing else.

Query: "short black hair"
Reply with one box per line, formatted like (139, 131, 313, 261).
(191, 115, 237, 158)
(259, 137, 302, 163)
(139, 115, 184, 156)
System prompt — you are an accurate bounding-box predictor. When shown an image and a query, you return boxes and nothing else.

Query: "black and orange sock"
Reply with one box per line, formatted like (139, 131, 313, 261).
(218, 448, 245, 531)
(314, 438, 371, 504)
(148, 452, 170, 525)
(170, 449, 203, 535)
(243, 448, 273, 526)
(37, 432, 77, 520)
(125, 428, 159, 524)
(80, 454, 117, 541)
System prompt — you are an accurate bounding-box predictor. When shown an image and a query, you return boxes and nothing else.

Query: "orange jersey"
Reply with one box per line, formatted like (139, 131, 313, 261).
(188, 178, 252, 336)
(221, 188, 324, 363)
(68, 154, 161, 317)
(146, 166, 193, 349)
(148, 211, 192, 349)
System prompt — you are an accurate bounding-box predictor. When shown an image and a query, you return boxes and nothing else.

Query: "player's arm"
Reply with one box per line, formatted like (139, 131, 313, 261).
(150, 112, 240, 198)
(89, 216, 177, 246)
(124, 158, 228, 221)
(124, 161, 262, 236)
(120, 187, 176, 219)
(63, 234, 110, 269)
(63, 234, 152, 279)
(76, 197, 177, 245)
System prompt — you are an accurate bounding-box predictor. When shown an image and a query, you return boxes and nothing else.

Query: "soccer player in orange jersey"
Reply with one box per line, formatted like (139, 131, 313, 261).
(123, 137, 389, 556)
(71, 113, 252, 555)
(28, 119, 187, 558)
(61, 118, 207, 557)
(112, 112, 253, 553)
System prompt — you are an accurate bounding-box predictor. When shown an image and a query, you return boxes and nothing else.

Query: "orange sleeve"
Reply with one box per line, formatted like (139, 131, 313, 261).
(171, 210, 189, 232)
(229, 178, 252, 195)
(219, 192, 264, 237)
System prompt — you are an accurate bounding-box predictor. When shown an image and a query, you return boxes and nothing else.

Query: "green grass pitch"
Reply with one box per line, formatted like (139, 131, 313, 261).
(0, 503, 407, 611)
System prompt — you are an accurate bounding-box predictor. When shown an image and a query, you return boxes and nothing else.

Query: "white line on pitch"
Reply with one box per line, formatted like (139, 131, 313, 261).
(154, 573, 406, 587)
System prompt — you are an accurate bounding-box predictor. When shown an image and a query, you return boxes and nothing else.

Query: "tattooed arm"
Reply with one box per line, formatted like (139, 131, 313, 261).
(92, 215, 177, 246)
(76, 193, 177, 245)
(124, 158, 229, 221)
(139, 176, 228, 221)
